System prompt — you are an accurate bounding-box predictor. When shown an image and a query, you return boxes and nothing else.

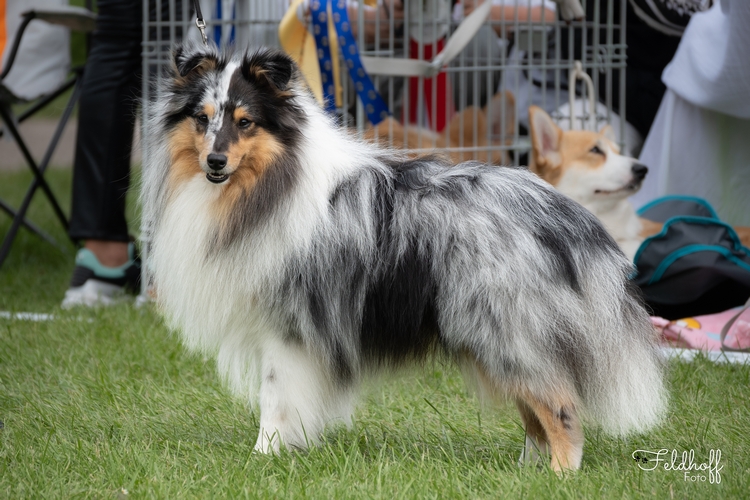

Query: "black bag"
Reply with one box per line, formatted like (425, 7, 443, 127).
(633, 196, 750, 319)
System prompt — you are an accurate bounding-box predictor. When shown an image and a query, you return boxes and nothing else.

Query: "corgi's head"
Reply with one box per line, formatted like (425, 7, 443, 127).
(528, 106, 647, 207)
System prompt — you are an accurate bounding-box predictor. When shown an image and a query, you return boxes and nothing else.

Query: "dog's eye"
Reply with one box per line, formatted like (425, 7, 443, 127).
(590, 145, 605, 155)
(238, 118, 252, 129)
(196, 114, 209, 125)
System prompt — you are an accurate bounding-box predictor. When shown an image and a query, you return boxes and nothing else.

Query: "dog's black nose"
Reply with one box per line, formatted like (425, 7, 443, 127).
(631, 163, 648, 180)
(207, 153, 227, 171)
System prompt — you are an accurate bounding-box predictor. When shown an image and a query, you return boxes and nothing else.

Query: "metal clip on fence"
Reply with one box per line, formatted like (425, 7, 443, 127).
(568, 60, 597, 131)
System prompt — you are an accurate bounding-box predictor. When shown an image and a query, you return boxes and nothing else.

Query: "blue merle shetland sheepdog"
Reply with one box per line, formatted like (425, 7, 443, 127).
(141, 42, 666, 472)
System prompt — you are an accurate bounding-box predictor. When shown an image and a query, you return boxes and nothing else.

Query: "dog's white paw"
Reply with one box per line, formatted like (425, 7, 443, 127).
(254, 429, 282, 454)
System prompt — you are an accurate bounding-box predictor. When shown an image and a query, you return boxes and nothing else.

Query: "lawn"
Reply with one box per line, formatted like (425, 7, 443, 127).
(1, 168, 748, 498)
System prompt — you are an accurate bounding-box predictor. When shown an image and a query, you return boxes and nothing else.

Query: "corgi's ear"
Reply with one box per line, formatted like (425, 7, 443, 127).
(242, 49, 294, 91)
(599, 124, 617, 143)
(528, 106, 562, 173)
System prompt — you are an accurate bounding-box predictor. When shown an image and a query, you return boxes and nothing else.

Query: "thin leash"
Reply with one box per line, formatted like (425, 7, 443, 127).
(192, 0, 208, 47)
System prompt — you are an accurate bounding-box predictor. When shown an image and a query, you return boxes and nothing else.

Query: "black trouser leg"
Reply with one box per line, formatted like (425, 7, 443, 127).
(69, 0, 142, 243)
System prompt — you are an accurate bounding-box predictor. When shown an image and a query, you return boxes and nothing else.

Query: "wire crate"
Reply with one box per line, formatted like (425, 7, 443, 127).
(138, 0, 629, 301)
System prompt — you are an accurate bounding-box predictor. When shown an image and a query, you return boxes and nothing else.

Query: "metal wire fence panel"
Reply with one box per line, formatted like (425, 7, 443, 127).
(141, 1, 628, 164)
(138, 0, 628, 299)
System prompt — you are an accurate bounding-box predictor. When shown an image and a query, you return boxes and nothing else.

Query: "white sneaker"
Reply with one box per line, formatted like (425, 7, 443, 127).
(61, 244, 141, 308)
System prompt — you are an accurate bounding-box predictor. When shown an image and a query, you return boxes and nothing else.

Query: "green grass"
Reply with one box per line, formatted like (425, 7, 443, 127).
(1, 169, 749, 498)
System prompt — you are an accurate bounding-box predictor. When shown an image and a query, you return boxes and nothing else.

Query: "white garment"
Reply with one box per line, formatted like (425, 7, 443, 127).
(661, 0, 750, 119)
(634, 90, 750, 226)
(633, 0, 750, 225)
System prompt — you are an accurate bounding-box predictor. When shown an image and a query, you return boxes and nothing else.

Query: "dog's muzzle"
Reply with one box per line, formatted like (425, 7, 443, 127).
(626, 163, 648, 190)
(631, 163, 648, 182)
(206, 153, 229, 184)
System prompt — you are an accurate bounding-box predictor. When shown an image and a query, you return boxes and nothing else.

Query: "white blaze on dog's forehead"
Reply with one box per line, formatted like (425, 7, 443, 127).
(198, 62, 240, 146)
(216, 61, 239, 104)
(201, 61, 240, 120)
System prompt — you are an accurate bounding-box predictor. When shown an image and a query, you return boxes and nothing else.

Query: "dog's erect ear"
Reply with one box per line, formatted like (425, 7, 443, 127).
(528, 105, 562, 172)
(598, 124, 622, 153)
(173, 43, 218, 78)
(599, 124, 617, 143)
(241, 50, 294, 91)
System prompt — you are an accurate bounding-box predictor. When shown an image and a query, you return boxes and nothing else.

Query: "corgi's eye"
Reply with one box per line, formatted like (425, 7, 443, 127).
(590, 145, 605, 155)
(238, 118, 252, 129)
(196, 114, 209, 125)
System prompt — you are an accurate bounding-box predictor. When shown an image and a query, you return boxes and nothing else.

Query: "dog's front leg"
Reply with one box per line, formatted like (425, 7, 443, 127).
(254, 337, 343, 453)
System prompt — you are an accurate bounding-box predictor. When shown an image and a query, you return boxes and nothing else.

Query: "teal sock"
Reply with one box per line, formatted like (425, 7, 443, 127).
(74, 243, 135, 279)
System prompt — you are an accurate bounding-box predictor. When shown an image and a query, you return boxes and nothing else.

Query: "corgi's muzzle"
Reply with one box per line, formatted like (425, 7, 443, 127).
(631, 163, 648, 182)
(594, 162, 649, 195)
(627, 163, 648, 190)
(206, 153, 230, 184)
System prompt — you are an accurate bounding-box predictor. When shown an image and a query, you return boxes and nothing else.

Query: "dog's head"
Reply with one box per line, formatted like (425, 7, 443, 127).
(162, 43, 304, 190)
(528, 106, 647, 206)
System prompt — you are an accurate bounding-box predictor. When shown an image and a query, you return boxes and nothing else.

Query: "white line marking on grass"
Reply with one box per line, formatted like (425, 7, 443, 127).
(661, 347, 750, 365)
(0, 311, 93, 322)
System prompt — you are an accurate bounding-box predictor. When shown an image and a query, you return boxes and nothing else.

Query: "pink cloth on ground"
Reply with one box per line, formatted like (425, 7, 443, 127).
(651, 306, 750, 351)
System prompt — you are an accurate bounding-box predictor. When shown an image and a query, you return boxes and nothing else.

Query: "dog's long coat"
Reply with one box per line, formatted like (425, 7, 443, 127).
(142, 44, 666, 472)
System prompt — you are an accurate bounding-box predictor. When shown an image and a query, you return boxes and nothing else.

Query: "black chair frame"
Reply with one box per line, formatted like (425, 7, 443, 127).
(0, 6, 95, 268)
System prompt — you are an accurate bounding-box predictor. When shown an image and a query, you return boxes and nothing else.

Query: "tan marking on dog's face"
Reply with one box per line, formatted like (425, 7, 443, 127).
(167, 119, 208, 190)
(555, 129, 641, 204)
(166, 105, 283, 226)
(211, 127, 284, 223)
(232, 107, 253, 124)
(528, 106, 642, 205)
(557, 130, 609, 173)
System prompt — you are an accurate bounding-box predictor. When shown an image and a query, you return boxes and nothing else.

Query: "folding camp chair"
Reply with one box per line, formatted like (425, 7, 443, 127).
(0, 0, 95, 268)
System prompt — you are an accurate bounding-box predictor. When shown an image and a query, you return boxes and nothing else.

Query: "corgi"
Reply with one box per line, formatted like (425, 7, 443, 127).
(528, 105, 662, 261)
(529, 106, 750, 259)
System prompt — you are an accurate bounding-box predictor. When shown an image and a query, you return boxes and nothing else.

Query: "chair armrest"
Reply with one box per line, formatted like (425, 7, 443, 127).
(22, 6, 97, 33)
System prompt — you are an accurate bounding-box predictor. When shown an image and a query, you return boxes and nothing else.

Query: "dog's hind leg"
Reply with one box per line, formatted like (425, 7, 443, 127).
(254, 337, 353, 453)
(516, 399, 550, 466)
(517, 391, 583, 473)
(460, 354, 582, 473)
(459, 355, 550, 466)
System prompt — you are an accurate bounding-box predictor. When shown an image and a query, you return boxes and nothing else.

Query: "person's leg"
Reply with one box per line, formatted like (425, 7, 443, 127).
(82, 240, 130, 267)
(64, 0, 142, 306)
(69, 0, 142, 249)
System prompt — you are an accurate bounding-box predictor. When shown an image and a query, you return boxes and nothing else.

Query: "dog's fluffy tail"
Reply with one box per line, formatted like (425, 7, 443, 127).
(577, 271, 668, 437)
